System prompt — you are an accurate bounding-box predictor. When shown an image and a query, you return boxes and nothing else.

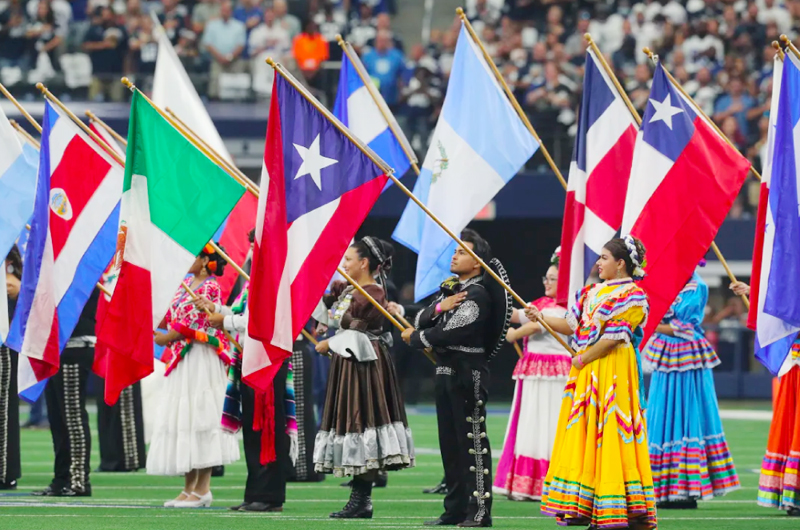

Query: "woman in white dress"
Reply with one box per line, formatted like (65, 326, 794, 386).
(149, 244, 240, 507)
(493, 249, 570, 501)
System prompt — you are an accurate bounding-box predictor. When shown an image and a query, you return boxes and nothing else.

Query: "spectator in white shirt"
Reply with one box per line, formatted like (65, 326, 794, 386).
(682, 19, 724, 74)
(757, 0, 792, 34)
(249, 7, 289, 97)
(588, 4, 625, 54)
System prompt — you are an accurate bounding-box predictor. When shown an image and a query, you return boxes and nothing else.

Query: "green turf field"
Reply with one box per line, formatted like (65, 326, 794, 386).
(0, 407, 794, 529)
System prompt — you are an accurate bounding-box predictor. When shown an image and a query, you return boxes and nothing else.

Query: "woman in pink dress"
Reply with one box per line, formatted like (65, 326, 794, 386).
(493, 249, 570, 501)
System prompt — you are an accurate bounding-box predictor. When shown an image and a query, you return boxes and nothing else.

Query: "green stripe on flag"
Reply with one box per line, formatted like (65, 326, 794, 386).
(124, 91, 246, 254)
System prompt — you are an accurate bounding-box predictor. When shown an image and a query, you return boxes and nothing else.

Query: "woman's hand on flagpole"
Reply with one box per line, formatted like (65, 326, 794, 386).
(208, 313, 225, 329)
(730, 282, 750, 296)
(315, 339, 330, 355)
(194, 296, 216, 312)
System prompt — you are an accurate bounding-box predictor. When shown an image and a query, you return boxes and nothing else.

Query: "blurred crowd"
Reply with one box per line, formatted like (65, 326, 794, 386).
(2, 0, 795, 211)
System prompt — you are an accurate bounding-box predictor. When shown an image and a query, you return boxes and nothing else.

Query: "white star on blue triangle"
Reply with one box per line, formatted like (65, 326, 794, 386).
(293, 134, 339, 191)
(648, 93, 684, 130)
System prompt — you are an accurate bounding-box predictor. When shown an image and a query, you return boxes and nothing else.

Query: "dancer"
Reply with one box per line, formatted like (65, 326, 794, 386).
(148, 244, 240, 508)
(314, 237, 415, 519)
(731, 282, 799, 517)
(33, 289, 100, 497)
(494, 247, 569, 501)
(528, 236, 656, 529)
(0, 246, 22, 490)
(644, 266, 739, 508)
(402, 229, 513, 528)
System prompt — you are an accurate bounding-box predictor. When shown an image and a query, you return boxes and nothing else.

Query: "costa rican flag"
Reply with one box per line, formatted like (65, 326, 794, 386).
(7, 101, 122, 401)
(621, 63, 750, 344)
(246, 73, 388, 391)
(557, 49, 638, 307)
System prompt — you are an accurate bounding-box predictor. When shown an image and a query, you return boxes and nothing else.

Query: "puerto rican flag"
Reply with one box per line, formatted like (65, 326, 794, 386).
(246, 73, 388, 391)
(557, 49, 638, 307)
(621, 63, 750, 344)
(6, 101, 122, 401)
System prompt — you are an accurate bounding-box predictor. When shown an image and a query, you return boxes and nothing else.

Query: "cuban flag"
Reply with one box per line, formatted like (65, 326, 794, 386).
(557, 49, 638, 307)
(333, 42, 414, 185)
(246, 73, 388, 391)
(7, 101, 122, 401)
(749, 56, 800, 375)
(392, 24, 537, 301)
(621, 63, 750, 344)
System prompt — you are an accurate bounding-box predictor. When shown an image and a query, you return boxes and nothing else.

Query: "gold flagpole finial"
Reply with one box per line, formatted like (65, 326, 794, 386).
(266, 57, 276, 68)
(121, 77, 134, 90)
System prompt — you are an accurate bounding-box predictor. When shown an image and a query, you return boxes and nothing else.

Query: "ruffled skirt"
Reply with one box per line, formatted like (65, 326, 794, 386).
(541, 344, 657, 529)
(758, 365, 800, 510)
(313, 341, 414, 477)
(146, 343, 240, 475)
(494, 352, 567, 500)
(647, 367, 739, 501)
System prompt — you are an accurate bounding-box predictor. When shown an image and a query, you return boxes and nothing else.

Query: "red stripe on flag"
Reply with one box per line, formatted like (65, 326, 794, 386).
(49, 135, 112, 260)
(557, 191, 585, 307)
(585, 126, 636, 229)
(248, 87, 289, 361)
(747, 182, 769, 330)
(217, 193, 258, 301)
(95, 261, 154, 405)
(630, 119, 750, 344)
(30, 312, 60, 381)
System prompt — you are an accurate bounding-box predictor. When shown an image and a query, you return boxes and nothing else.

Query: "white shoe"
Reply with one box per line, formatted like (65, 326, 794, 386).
(164, 491, 190, 507)
(174, 491, 212, 508)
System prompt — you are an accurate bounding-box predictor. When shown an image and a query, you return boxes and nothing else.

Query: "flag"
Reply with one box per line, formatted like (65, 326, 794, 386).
(153, 28, 256, 300)
(333, 44, 413, 185)
(621, 63, 750, 344)
(392, 24, 537, 301)
(0, 106, 38, 276)
(749, 56, 800, 375)
(96, 91, 246, 405)
(557, 49, 638, 307)
(7, 101, 123, 401)
(88, 121, 126, 160)
(246, 73, 388, 391)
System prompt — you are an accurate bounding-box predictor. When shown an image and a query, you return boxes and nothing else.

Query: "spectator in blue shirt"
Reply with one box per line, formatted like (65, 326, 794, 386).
(362, 30, 405, 108)
(713, 76, 758, 139)
(232, 0, 263, 58)
(202, 0, 246, 99)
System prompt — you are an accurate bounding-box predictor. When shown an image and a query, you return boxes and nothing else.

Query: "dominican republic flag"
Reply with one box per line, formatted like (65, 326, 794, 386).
(246, 73, 389, 391)
(621, 63, 750, 344)
(334, 42, 413, 184)
(557, 48, 638, 307)
(7, 101, 122, 401)
(749, 56, 800, 376)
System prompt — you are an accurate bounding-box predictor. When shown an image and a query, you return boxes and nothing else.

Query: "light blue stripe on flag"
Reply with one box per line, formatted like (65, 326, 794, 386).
(393, 25, 536, 301)
(0, 140, 38, 261)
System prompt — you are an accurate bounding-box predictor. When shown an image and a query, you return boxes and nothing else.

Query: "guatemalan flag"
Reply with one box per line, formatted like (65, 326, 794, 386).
(392, 23, 537, 301)
(7, 101, 122, 401)
(246, 72, 389, 391)
(334, 41, 414, 185)
(557, 48, 638, 307)
(749, 56, 800, 375)
(621, 63, 750, 344)
(0, 105, 38, 344)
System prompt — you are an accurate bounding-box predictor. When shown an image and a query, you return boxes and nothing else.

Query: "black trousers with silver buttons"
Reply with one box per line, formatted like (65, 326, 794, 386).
(434, 353, 493, 524)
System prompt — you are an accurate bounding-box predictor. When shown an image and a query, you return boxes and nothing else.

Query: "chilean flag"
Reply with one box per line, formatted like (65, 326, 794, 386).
(557, 48, 638, 306)
(621, 63, 750, 344)
(246, 73, 388, 391)
(7, 101, 122, 401)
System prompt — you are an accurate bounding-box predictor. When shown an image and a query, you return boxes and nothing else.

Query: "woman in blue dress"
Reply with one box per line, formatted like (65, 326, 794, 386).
(643, 268, 740, 509)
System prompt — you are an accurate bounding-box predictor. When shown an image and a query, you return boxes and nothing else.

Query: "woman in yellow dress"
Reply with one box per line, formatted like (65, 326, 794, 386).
(526, 236, 657, 529)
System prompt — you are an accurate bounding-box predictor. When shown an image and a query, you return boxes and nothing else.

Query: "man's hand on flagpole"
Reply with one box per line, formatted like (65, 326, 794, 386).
(730, 282, 750, 296)
(315, 339, 330, 355)
(401, 327, 415, 344)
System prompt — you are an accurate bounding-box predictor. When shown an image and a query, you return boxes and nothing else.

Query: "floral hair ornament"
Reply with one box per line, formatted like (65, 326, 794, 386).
(550, 246, 561, 267)
(623, 235, 646, 280)
(202, 242, 216, 255)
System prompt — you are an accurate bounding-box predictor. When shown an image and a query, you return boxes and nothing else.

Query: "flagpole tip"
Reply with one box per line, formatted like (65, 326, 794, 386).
(583, 33, 592, 43)
(642, 47, 653, 58)
(266, 57, 276, 68)
(121, 77, 134, 89)
(456, 6, 464, 16)
(773, 40, 782, 51)
(780, 34, 791, 44)
(35, 82, 45, 93)
(335, 34, 344, 45)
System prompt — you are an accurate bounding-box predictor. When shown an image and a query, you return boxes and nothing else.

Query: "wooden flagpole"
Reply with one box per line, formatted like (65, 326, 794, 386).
(456, 7, 568, 191)
(782, 34, 800, 61)
(585, 35, 750, 310)
(268, 58, 571, 357)
(0, 83, 42, 133)
(774, 40, 786, 61)
(10, 119, 40, 148)
(641, 49, 762, 181)
(85, 110, 128, 146)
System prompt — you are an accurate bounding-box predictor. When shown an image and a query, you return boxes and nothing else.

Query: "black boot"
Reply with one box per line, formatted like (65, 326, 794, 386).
(423, 477, 448, 494)
(330, 477, 373, 519)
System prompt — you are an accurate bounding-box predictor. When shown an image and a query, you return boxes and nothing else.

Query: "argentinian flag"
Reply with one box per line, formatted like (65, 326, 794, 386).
(393, 24, 537, 301)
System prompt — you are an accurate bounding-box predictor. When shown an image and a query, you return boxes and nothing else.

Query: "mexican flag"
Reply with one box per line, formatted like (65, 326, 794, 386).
(96, 91, 246, 405)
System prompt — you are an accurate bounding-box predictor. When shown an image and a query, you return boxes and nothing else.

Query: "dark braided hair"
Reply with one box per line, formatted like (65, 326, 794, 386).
(603, 236, 646, 278)
(351, 237, 394, 275)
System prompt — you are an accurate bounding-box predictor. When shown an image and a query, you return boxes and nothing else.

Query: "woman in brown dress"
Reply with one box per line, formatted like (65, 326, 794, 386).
(313, 237, 415, 519)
